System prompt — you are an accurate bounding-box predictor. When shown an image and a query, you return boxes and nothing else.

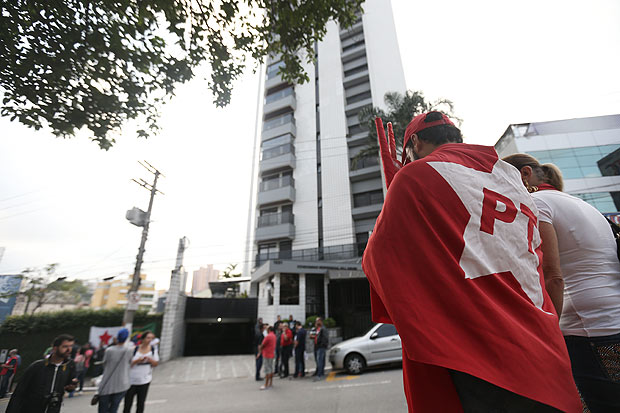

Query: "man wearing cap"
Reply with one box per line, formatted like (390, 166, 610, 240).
(97, 328, 134, 413)
(363, 111, 581, 412)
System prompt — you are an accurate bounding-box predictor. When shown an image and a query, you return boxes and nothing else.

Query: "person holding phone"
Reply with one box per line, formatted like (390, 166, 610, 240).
(124, 331, 159, 413)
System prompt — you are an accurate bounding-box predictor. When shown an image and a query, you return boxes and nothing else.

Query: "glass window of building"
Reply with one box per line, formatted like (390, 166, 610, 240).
(527, 144, 620, 179)
(280, 274, 299, 305)
(353, 190, 384, 208)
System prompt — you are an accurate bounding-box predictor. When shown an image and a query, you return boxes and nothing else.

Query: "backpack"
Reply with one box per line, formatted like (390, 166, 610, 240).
(133, 346, 155, 357)
(605, 217, 620, 261)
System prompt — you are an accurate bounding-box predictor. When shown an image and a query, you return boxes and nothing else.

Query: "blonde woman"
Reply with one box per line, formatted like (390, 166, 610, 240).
(504, 153, 620, 412)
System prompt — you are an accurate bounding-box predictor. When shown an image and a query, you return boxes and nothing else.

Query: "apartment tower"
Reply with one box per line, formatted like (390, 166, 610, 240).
(248, 0, 406, 338)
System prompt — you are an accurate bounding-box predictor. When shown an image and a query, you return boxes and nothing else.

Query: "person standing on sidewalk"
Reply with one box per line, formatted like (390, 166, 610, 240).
(0, 349, 19, 398)
(293, 322, 306, 378)
(279, 324, 293, 378)
(97, 328, 134, 413)
(313, 318, 329, 381)
(124, 331, 159, 413)
(257, 326, 276, 390)
(6, 335, 77, 413)
(254, 323, 265, 381)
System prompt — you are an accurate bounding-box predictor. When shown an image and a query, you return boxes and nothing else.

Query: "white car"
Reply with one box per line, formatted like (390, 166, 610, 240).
(329, 323, 402, 374)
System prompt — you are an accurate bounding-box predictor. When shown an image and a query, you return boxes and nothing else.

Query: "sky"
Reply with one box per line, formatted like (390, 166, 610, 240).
(1, 0, 620, 291)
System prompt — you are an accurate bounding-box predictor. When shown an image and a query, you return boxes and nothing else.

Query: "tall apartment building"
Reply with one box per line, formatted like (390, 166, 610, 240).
(90, 274, 157, 312)
(495, 114, 620, 214)
(191, 264, 220, 296)
(247, 0, 406, 338)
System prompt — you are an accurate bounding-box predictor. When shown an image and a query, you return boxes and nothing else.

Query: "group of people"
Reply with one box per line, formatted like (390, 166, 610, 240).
(254, 315, 329, 390)
(364, 111, 620, 412)
(3, 329, 160, 413)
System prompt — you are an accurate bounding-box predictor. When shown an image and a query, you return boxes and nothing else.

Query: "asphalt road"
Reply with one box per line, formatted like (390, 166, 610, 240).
(1, 356, 407, 412)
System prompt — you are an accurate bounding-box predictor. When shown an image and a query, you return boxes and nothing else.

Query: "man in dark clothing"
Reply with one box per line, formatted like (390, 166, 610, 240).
(279, 324, 294, 378)
(254, 323, 265, 381)
(293, 322, 306, 378)
(313, 318, 329, 381)
(274, 317, 282, 374)
(6, 334, 77, 413)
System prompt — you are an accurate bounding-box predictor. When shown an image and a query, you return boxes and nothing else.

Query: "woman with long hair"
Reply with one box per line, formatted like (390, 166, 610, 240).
(123, 331, 159, 413)
(503, 153, 620, 412)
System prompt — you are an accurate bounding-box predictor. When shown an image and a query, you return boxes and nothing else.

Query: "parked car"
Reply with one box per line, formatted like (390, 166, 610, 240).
(329, 323, 401, 374)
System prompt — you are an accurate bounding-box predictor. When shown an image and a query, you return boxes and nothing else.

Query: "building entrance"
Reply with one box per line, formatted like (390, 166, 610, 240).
(328, 278, 373, 339)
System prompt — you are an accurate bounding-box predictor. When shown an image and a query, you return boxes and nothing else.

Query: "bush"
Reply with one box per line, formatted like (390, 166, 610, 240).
(0, 308, 160, 334)
(305, 315, 318, 329)
(0, 308, 162, 382)
(304, 315, 337, 328)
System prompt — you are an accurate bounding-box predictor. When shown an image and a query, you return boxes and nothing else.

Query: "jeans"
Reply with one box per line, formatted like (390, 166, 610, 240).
(294, 348, 305, 377)
(280, 345, 292, 377)
(449, 370, 561, 412)
(123, 383, 150, 413)
(98, 391, 126, 413)
(0, 372, 13, 398)
(255, 355, 263, 380)
(565, 333, 620, 413)
(316, 347, 326, 377)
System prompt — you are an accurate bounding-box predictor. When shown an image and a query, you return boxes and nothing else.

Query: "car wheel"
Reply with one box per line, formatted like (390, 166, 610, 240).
(344, 353, 365, 375)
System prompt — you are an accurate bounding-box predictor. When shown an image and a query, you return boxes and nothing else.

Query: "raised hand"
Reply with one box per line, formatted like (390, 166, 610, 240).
(376, 117, 402, 189)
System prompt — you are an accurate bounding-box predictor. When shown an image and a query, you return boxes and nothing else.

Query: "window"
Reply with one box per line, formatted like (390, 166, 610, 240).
(374, 323, 397, 338)
(280, 274, 299, 305)
(356, 232, 370, 256)
(266, 60, 285, 79)
(527, 144, 620, 180)
(268, 276, 274, 305)
(261, 143, 294, 160)
(351, 155, 378, 171)
(353, 190, 384, 208)
(262, 134, 292, 149)
(263, 112, 294, 131)
(265, 86, 293, 104)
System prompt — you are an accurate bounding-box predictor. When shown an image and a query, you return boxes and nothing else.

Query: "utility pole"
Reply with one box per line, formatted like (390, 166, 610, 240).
(123, 161, 164, 328)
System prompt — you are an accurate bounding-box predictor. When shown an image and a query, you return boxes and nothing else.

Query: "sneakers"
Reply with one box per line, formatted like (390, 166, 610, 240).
(260, 385, 267, 390)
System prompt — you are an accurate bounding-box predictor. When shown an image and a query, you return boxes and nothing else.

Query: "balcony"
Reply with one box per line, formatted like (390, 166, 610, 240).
(262, 114, 296, 141)
(345, 96, 373, 117)
(255, 212, 295, 242)
(257, 176, 296, 205)
(340, 20, 363, 39)
(347, 130, 370, 147)
(260, 151, 295, 174)
(343, 70, 369, 89)
(255, 243, 362, 267)
(351, 203, 383, 220)
(265, 71, 286, 90)
(263, 93, 296, 118)
(350, 157, 381, 182)
(341, 42, 367, 63)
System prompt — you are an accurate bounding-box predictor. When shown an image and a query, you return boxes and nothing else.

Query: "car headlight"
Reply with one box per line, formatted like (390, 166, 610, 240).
(330, 347, 340, 354)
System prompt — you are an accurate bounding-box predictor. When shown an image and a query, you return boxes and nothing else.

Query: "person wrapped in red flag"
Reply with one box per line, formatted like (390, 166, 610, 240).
(363, 111, 581, 412)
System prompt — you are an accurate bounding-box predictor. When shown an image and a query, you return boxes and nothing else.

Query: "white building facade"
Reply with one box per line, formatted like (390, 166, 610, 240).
(495, 114, 620, 214)
(248, 0, 406, 338)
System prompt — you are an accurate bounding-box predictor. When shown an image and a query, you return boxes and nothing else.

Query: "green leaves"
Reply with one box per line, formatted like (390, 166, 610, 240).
(355, 90, 459, 165)
(1, 0, 364, 148)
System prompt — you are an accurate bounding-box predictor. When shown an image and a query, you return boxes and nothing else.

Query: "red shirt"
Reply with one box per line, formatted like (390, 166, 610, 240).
(261, 332, 276, 358)
(0, 356, 17, 376)
(280, 328, 293, 347)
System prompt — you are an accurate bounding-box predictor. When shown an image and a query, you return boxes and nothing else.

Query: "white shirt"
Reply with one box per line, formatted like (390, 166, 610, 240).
(129, 346, 159, 386)
(533, 190, 620, 337)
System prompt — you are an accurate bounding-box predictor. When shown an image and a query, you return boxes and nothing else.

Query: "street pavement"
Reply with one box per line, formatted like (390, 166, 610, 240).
(1, 355, 407, 412)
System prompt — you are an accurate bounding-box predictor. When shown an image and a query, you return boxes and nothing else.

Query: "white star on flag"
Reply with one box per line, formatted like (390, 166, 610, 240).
(428, 159, 547, 312)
